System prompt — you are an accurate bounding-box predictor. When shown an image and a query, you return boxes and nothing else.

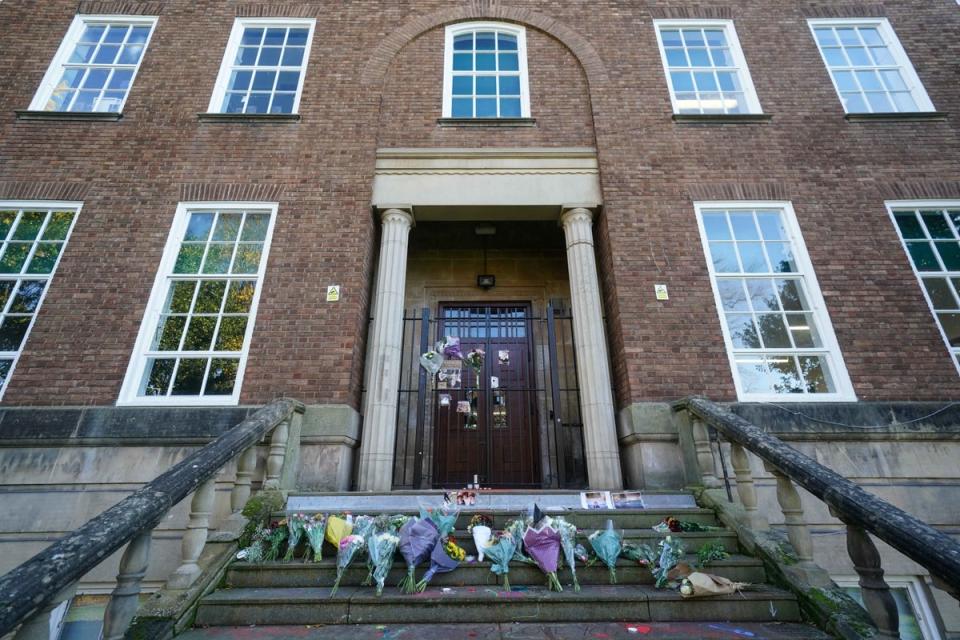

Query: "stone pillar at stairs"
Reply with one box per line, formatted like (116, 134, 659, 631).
(357, 207, 414, 491)
(560, 206, 623, 490)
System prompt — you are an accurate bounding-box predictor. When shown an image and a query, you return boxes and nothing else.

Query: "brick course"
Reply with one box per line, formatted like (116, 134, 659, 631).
(0, 0, 957, 408)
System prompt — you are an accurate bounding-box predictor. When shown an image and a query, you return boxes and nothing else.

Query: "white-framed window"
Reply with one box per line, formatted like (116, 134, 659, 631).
(834, 576, 943, 640)
(118, 202, 277, 406)
(887, 201, 960, 375)
(442, 22, 530, 119)
(0, 202, 81, 399)
(653, 19, 762, 115)
(207, 17, 315, 115)
(808, 18, 934, 114)
(695, 202, 856, 401)
(29, 15, 157, 113)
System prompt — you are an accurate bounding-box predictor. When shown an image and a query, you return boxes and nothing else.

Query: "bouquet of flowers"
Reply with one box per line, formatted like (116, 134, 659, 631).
(367, 530, 401, 596)
(652, 517, 722, 533)
(419, 499, 461, 538)
(397, 517, 440, 594)
(263, 520, 289, 562)
(416, 538, 465, 592)
(303, 513, 327, 562)
(468, 514, 494, 562)
(330, 534, 365, 596)
(523, 517, 563, 591)
(621, 541, 656, 567)
(504, 518, 536, 565)
(419, 350, 442, 375)
(554, 516, 581, 591)
(588, 519, 623, 584)
(236, 524, 268, 563)
(696, 541, 729, 567)
(325, 514, 353, 548)
(283, 513, 309, 561)
(436, 336, 464, 360)
(575, 543, 594, 567)
(364, 515, 410, 585)
(464, 348, 484, 376)
(650, 535, 686, 588)
(483, 530, 518, 590)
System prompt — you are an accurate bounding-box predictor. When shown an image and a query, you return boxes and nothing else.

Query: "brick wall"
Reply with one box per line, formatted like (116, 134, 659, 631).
(0, 0, 957, 408)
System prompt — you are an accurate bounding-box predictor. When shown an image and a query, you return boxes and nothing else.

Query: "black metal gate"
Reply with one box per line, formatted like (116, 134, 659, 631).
(389, 302, 586, 490)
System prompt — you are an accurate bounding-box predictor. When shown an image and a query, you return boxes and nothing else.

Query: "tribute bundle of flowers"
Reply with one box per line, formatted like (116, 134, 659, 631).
(464, 348, 484, 376)
(364, 514, 410, 586)
(303, 514, 327, 562)
(397, 516, 440, 594)
(367, 530, 402, 596)
(416, 538, 465, 592)
(419, 499, 461, 538)
(522, 516, 564, 591)
(283, 513, 309, 561)
(330, 534, 365, 596)
(483, 530, 519, 590)
(652, 516, 722, 533)
(554, 516, 581, 591)
(468, 514, 494, 562)
(263, 520, 289, 562)
(588, 519, 623, 584)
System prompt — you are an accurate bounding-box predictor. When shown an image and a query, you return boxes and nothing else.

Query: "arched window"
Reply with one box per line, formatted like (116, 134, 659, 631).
(442, 22, 530, 119)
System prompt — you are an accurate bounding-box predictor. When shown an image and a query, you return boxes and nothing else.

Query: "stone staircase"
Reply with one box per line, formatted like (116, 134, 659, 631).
(183, 492, 830, 638)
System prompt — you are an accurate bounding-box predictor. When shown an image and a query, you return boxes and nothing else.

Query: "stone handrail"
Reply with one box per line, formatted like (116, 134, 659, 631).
(0, 397, 304, 640)
(674, 396, 960, 639)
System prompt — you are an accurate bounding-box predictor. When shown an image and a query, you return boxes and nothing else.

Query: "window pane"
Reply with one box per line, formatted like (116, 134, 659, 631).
(154, 315, 186, 350)
(453, 53, 472, 71)
(166, 281, 197, 313)
(195, 280, 227, 313)
(0, 317, 30, 351)
(702, 213, 731, 240)
(923, 278, 959, 309)
(0, 244, 32, 273)
(670, 71, 694, 92)
(476, 98, 497, 117)
(757, 314, 792, 348)
(939, 313, 960, 347)
(717, 280, 749, 311)
(729, 213, 760, 240)
(232, 243, 263, 274)
(281, 47, 304, 66)
(476, 76, 496, 95)
(922, 212, 953, 239)
(26, 243, 63, 274)
(9, 281, 45, 313)
(737, 243, 769, 273)
(727, 314, 761, 348)
(936, 242, 960, 270)
(204, 358, 239, 395)
(498, 53, 519, 71)
(475, 32, 495, 50)
(141, 358, 175, 395)
(709, 242, 740, 272)
(894, 212, 924, 239)
(907, 242, 940, 271)
(183, 316, 216, 350)
(452, 98, 472, 117)
(454, 33, 472, 50)
(766, 242, 797, 273)
(498, 34, 517, 50)
(500, 98, 521, 117)
(476, 53, 496, 71)
(215, 317, 248, 351)
(171, 358, 206, 395)
(499, 76, 520, 95)
(241, 214, 270, 242)
(452, 76, 472, 95)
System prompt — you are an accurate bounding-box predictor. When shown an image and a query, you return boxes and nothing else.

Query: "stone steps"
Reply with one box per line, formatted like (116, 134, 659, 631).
(180, 622, 832, 640)
(194, 584, 802, 626)
(226, 554, 765, 588)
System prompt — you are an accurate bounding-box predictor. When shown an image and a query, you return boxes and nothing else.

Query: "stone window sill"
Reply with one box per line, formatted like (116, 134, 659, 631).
(437, 117, 537, 128)
(672, 113, 772, 124)
(844, 111, 948, 122)
(197, 112, 301, 122)
(15, 110, 123, 121)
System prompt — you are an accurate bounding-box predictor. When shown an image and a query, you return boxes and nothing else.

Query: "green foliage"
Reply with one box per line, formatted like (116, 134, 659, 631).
(238, 489, 285, 548)
(695, 540, 730, 567)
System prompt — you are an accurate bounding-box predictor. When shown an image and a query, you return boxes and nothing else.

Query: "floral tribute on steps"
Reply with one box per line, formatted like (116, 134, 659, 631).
(468, 514, 493, 562)
(588, 519, 623, 584)
(416, 538, 465, 592)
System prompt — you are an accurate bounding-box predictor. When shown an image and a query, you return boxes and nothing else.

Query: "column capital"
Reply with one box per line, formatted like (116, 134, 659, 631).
(559, 205, 597, 228)
(377, 206, 414, 227)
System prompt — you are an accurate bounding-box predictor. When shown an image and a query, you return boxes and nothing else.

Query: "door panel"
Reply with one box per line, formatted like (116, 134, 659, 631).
(433, 304, 540, 488)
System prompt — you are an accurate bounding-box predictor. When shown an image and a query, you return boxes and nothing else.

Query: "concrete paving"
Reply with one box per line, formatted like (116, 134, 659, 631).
(180, 622, 831, 639)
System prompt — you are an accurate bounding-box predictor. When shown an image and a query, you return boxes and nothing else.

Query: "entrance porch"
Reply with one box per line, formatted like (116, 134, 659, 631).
(357, 147, 623, 491)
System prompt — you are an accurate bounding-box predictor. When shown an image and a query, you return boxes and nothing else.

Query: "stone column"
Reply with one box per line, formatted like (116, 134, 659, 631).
(357, 207, 414, 491)
(560, 206, 623, 489)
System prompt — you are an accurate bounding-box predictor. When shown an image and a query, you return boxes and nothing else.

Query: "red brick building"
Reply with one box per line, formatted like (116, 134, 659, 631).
(0, 1, 958, 634)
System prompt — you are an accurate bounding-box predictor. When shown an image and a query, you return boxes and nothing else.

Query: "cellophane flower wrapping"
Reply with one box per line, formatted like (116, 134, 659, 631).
(368, 531, 401, 596)
(651, 536, 686, 588)
(621, 541, 657, 567)
(364, 514, 410, 585)
(555, 516, 580, 591)
(436, 336, 464, 360)
(324, 515, 353, 548)
(329, 534, 365, 596)
(504, 518, 536, 565)
(652, 517, 722, 533)
(283, 513, 308, 561)
(588, 523, 623, 584)
(264, 521, 288, 562)
(304, 514, 327, 562)
(483, 530, 518, 590)
(574, 542, 593, 567)
(468, 514, 494, 562)
(419, 350, 442, 375)
(419, 499, 461, 538)
(464, 348, 484, 376)
(522, 518, 563, 591)
(415, 538, 464, 592)
(237, 524, 267, 563)
(397, 517, 439, 594)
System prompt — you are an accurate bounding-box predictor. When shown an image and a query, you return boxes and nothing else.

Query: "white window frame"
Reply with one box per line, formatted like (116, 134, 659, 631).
(207, 17, 316, 115)
(28, 14, 158, 113)
(807, 18, 935, 113)
(885, 200, 960, 376)
(441, 21, 531, 119)
(834, 575, 943, 640)
(117, 201, 278, 406)
(0, 201, 82, 401)
(653, 19, 763, 115)
(695, 201, 856, 402)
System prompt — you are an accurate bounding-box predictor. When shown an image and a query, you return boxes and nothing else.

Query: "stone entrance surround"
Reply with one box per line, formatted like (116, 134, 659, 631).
(357, 148, 623, 490)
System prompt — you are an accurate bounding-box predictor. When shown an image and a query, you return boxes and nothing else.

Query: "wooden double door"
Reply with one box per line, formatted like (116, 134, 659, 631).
(432, 303, 541, 488)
